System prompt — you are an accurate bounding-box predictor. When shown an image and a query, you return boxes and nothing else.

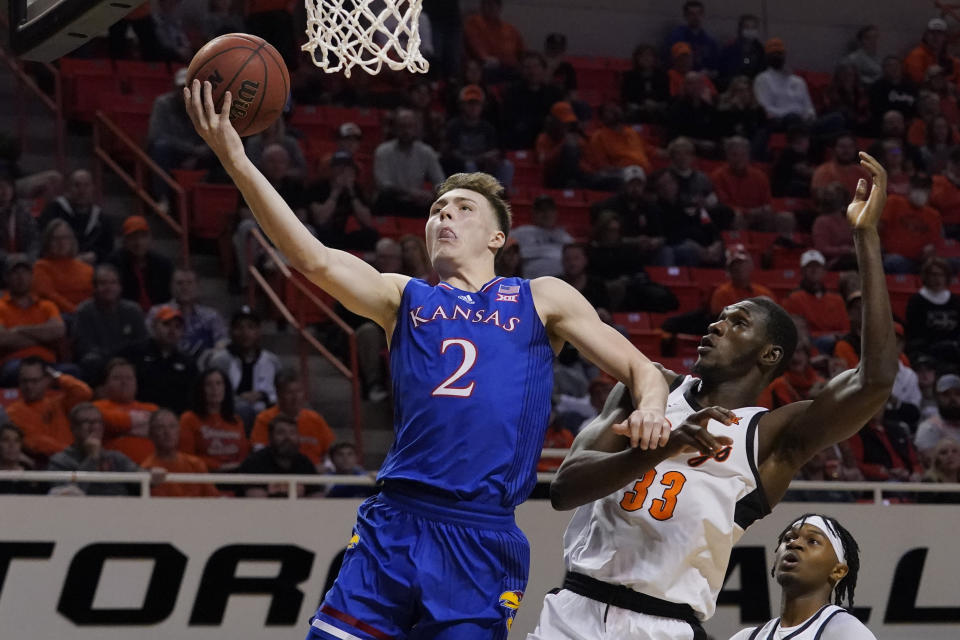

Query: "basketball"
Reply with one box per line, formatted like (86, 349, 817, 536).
(185, 33, 289, 137)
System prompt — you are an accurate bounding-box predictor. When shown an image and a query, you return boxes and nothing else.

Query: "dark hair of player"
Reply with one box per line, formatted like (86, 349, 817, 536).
(746, 297, 799, 378)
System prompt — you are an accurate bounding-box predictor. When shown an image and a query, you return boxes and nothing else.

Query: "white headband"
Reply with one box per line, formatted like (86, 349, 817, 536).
(791, 515, 846, 565)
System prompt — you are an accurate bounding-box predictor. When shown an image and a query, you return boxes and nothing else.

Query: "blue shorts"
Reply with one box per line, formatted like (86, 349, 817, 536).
(307, 487, 529, 640)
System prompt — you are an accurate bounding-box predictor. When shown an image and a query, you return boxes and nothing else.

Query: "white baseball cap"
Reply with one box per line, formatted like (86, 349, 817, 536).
(928, 18, 948, 32)
(800, 249, 826, 267)
(622, 165, 646, 183)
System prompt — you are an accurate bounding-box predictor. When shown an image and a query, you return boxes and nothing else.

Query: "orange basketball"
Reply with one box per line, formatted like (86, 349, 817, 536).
(186, 33, 290, 137)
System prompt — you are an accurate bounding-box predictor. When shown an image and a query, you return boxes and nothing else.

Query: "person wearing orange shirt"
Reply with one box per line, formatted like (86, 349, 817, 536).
(536, 102, 591, 189)
(881, 175, 942, 273)
(758, 345, 826, 409)
(811, 133, 870, 198)
(6, 357, 92, 460)
(709, 244, 774, 316)
(930, 148, 960, 225)
(179, 367, 249, 472)
(710, 136, 785, 231)
(32, 219, 93, 314)
(904, 18, 958, 86)
(94, 358, 158, 464)
(463, 0, 525, 72)
(667, 42, 716, 97)
(141, 409, 219, 498)
(783, 250, 849, 351)
(585, 103, 652, 183)
(251, 370, 335, 468)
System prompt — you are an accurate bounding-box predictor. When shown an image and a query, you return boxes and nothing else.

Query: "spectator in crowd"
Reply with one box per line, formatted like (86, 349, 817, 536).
(250, 370, 335, 469)
(822, 61, 870, 133)
(880, 139, 912, 197)
(904, 18, 954, 86)
(905, 257, 959, 360)
(587, 210, 644, 281)
(771, 126, 814, 197)
(919, 114, 956, 175)
(543, 31, 573, 80)
(869, 56, 917, 129)
(560, 243, 610, 312)
(785, 443, 863, 502)
(716, 75, 767, 143)
(510, 195, 573, 278)
(146, 69, 211, 200)
(832, 290, 868, 369)
(315, 122, 364, 181)
(586, 103, 652, 182)
(244, 118, 306, 182)
(922, 63, 960, 119)
(0, 172, 38, 263)
(666, 137, 732, 228)
(445, 58, 500, 126)
(886, 323, 924, 429)
(931, 147, 960, 220)
(94, 358, 159, 465)
(179, 368, 249, 472)
(663, 0, 719, 74)
(122, 305, 197, 414)
(31, 220, 93, 315)
(48, 403, 150, 496)
(7, 357, 92, 461)
(844, 24, 882, 85)
(39, 169, 113, 263)
(710, 136, 778, 230)
(372, 108, 445, 217)
(753, 38, 816, 125)
(399, 234, 437, 283)
(141, 408, 219, 497)
(463, 0, 525, 75)
(867, 110, 924, 172)
(501, 51, 564, 150)
(245, 0, 298, 69)
(443, 85, 512, 187)
(107, 216, 174, 311)
(325, 442, 376, 498)
(591, 166, 671, 265)
(423, 0, 462, 78)
(709, 244, 773, 316)
(73, 264, 147, 382)
(758, 344, 826, 409)
(654, 168, 724, 267)
(811, 133, 870, 198)
(667, 43, 717, 98)
(915, 355, 942, 419)
(921, 438, 960, 499)
(848, 406, 924, 482)
(254, 143, 307, 211)
(403, 81, 447, 153)
(0, 424, 43, 494)
(907, 90, 953, 149)
(201, 0, 244, 40)
(783, 249, 849, 345)
(306, 151, 377, 251)
(537, 408, 574, 473)
(915, 373, 960, 454)
(536, 101, 590, 188)
(0, 254, 65, 382)
(621, 44, 669, 123)
(495, 236, 522, 278)
(145, 267, 227, 360)
(208, 306, 281, 428)
(151, 0, 191, 62)
(811, 183, 856, 270)
(881, 174, 942, 273)
(237, 414, 321, 498)
(719, 14, 765, 83)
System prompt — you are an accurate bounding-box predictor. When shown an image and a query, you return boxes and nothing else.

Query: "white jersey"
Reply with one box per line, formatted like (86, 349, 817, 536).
(728, 605, 877, 640)
(563, 376, 770, 620)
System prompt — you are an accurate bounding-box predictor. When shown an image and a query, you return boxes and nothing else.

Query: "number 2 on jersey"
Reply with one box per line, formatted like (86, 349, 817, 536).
(431, 338, 478, 397)
(619, 470, 687, 521)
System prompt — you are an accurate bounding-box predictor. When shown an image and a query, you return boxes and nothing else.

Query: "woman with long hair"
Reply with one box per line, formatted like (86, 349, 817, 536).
(179, 368, 249, 472)
(32, 219, 93, 314)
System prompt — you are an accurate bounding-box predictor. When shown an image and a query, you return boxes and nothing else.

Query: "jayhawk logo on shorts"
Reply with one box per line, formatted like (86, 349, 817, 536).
(499, 590, 523, 629)
(346, 533, 359, 550)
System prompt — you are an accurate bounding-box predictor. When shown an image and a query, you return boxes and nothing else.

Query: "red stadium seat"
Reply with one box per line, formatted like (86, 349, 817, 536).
(115, 60, 173, 99)
(646, 266, 691, 284)
(670, 283, 705, 312)
(191, 183, 239, 239)
(658, 356, 695, 374)
(100, 93, 154, 146)
(629, 330, 662, 357)
(690, 267, 728, 298)
(59, 58, 120, 122)
(612, 312, 651, 333)
(674, 333, 702, 357)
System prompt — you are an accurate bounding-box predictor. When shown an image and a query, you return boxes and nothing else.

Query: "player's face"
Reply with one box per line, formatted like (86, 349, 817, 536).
(774, 524, 845, 591)
(426, 188, 503, 268)
(693, 302, 769, 377)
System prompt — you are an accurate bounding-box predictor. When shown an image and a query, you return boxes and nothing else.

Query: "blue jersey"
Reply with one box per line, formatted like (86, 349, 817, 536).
(379, 276, 554, 510)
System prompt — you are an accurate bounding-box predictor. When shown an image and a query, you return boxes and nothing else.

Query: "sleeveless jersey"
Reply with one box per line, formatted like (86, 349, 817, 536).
(378, 276, 554, 510)
(737, 605, 875, 640)
(563, 375, 771, 620)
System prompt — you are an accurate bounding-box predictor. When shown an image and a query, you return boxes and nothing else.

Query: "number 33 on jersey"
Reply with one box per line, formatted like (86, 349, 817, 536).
(378, 277, 555, 509)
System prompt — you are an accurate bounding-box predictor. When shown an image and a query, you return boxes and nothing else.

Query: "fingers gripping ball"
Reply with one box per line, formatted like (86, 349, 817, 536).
(186, 33, 290, 137)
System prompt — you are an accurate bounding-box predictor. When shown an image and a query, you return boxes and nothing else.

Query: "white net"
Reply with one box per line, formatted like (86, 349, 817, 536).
(302, 0, 430, 77)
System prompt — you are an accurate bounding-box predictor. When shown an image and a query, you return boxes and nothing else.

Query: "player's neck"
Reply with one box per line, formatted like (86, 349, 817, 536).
(436, 261, 498, 292)
(693, 374, 761, 410)
(779, 589, 833, 627)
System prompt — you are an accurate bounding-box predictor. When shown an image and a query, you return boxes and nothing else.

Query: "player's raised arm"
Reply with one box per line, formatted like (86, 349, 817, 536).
(532, 277, 670, 449)
(757, 152, 898, 502)
(183, 81, 406, 329)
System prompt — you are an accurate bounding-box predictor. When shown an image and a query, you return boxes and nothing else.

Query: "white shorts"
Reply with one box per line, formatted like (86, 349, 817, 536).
(527, 589, 700, 640)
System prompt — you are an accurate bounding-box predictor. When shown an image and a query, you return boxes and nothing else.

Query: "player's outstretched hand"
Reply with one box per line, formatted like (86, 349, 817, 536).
(846, 151, 887, 230)
(612, 408, 671, 450)
(183, 80, 245, 165)
(665, 406, 735, 458)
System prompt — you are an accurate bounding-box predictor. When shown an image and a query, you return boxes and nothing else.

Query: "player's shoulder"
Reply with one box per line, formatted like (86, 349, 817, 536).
(726, 628, 759, 640)
(821, 609, 876, 639)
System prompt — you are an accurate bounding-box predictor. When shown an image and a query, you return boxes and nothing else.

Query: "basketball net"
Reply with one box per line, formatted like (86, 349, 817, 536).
(302, 0, 430, 77)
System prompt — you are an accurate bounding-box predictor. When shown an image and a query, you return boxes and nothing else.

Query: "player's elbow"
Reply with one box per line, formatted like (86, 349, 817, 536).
(548, 476, 577, 511)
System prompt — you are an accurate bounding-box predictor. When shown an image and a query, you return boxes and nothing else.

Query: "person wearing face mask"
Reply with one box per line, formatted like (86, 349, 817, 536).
(753, 38, 816, 126)
(880, 174, 943, 273)
(719, 14, 765, 84)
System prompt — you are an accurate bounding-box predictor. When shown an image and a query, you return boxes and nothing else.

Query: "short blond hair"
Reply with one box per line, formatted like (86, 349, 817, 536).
(436, 172, 512, 237)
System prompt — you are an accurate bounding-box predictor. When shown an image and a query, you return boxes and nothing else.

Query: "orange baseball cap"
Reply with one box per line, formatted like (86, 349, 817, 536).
(154, 305, 184, 324)
(765, 38, 786, 54)
(671, 42, 692, 59)
(122, 215, 150, 236)
(459, 84, 485, 102)
(550, 101, 578, 124)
